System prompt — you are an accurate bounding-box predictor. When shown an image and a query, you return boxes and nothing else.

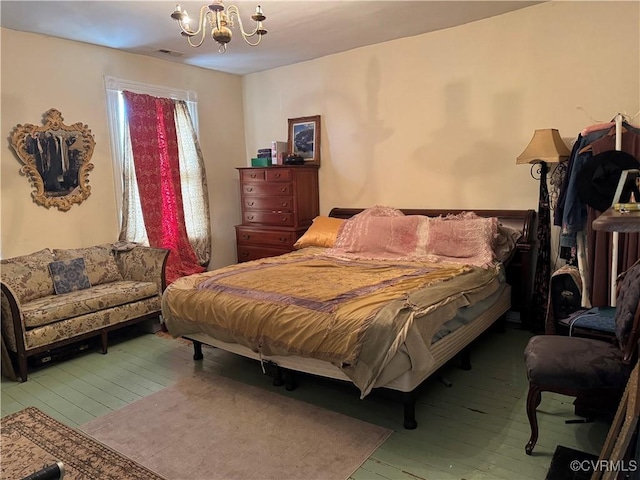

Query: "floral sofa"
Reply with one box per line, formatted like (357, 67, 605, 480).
(1, 244, 169, 381)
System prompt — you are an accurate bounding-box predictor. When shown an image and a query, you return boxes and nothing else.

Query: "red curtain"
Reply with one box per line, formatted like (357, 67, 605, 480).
(123, 91, 205, 284)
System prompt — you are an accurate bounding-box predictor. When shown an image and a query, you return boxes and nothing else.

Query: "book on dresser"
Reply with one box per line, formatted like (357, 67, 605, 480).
(235, 166, 319, 263)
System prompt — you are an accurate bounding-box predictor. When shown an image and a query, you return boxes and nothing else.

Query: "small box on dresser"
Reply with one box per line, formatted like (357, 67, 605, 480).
(236, 165, 319, 262)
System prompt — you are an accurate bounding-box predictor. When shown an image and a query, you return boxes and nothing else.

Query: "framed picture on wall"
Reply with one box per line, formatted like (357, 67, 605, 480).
(288, 115, 321, 166)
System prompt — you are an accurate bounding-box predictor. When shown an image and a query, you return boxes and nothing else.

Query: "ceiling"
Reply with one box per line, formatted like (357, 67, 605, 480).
(0, 1, 542, 76)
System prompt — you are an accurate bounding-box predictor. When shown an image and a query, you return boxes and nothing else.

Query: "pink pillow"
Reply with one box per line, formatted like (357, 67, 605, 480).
(332, 215, 428, 257)
(426, 214, 497, 266)
(351, 205, 405, 219)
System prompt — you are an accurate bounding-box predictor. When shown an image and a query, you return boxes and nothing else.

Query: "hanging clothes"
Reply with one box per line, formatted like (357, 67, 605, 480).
(581, 121, 615, 136)
(531, 161, 552, 333)
(553, 118, 640, 308)
(554, 121, 640, 308)
(589, 122, 640, 159)
(576, 150, 639, 212)
(585, 122, 640, 306)
(555, 128, 610, 253)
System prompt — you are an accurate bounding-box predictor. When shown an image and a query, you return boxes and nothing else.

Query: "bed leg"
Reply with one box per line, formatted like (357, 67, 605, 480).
(272, 366, 284, 386)
(492, 314, 507, 333)
(459, 346, 472, 371)
(284, 369, 297, 391)
(402, 391, 417, 430)
(192, 340, 203, 361)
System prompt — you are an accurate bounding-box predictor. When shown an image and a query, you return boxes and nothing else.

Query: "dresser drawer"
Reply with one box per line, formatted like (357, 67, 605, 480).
(243, 196, 293, 211)
(265, 169, 292, 182)
(237, 245, 292, 263)
(236, 226, 297, 247)
(243, 211, 293, 226)
(242, 183, 292, 196)
(240, 169, 267, 182)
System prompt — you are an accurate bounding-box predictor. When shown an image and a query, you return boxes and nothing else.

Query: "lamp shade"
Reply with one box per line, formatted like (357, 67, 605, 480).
(516, 129, 571, 165)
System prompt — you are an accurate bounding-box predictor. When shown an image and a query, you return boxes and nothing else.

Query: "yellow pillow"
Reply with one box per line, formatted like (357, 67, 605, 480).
(294, 216, 345, 249)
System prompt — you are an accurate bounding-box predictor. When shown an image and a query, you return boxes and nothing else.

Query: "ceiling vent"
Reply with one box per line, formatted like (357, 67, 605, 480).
(157, 49, 183, 57)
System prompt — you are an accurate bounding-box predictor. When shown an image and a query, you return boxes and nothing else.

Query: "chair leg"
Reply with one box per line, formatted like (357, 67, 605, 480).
(525, 383, 542, 455)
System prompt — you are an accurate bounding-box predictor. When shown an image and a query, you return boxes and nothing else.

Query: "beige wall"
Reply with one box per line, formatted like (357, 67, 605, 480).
(1, 28, 245, 268)
(243, 1, 640, 216)
(2, 2, 639, 268)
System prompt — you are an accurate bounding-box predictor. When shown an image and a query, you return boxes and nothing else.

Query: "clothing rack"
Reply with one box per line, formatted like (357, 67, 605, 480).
(609, 113, 624, 307)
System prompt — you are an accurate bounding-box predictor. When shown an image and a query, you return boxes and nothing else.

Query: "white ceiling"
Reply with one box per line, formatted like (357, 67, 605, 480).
(0, 1, 542, 76)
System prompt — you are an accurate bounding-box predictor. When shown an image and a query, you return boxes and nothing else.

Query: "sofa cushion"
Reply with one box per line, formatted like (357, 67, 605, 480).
(1, 249, 55, 303)
(48, 258, 92, 294)
(54, 244, 123, 286)
(21, 281, 159, 329)
(23, 298, 162, 351)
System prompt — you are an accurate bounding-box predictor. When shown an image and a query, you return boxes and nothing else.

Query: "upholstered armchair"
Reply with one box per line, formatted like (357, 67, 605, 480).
(523, 259, 640, 455)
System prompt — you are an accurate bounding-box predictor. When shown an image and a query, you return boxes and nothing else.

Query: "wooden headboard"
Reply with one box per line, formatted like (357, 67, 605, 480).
(328, 207, 538, 328)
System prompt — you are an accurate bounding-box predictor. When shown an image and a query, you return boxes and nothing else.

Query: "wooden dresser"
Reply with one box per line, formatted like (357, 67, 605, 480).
(235, 166, 319, 262)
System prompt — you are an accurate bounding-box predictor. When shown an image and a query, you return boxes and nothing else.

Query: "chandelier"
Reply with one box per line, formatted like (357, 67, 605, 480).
(171, 1, 267, 53)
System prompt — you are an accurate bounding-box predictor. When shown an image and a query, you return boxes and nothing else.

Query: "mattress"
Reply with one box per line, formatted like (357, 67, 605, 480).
(184, 283, 510, 393)
(163, 248, 508, 396)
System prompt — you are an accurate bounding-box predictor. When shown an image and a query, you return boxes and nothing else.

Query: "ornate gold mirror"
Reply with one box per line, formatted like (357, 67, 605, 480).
(9, 109, 95, 211)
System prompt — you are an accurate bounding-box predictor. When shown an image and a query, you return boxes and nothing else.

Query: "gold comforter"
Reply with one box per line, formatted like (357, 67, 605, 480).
(162, 248, 502, 395)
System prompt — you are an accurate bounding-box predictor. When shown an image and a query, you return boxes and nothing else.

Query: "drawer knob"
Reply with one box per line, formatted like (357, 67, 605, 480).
(241, 252, 249, 257)
(250, 173, 257, 178)
(279, 237, 287, 243)
(242, 234, 251, 240)
(247, 215, 254, 220)
(247, 201, 254, 206)
(274, 173, 281, 178)
(246, 187, 254, 192)
(281, 217, 287, 222)
(281, 202, 288, 207)
(280, 188, 286, 192)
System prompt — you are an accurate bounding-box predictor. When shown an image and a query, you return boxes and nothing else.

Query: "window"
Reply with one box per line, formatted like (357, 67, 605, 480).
(105, 77, 211, 280)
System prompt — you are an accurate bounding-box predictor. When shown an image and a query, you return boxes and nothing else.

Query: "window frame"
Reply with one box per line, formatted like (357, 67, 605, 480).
(104, 76, 199, 227)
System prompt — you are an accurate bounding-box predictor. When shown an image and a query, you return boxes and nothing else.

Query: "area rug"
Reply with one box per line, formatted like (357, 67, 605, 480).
(81, 372, 392, 480)
(1, 406, 166, 479)
(545, 445, 599, 480)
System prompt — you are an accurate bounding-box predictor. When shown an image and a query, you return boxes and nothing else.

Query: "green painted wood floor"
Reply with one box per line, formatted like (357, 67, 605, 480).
(1, 324, 610, 480)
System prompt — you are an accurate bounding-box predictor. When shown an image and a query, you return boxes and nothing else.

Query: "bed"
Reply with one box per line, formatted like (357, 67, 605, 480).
(162, 207, 537, 429)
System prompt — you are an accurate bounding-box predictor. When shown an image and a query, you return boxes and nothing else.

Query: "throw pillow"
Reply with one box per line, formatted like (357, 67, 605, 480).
(48, 258, 92, 295)
(331, 215, 428, 258)
(294, 216, 345, 249)
(351, 205, 405, 219)
(425, 213, 498, 266)
(494, 224, 522, 264)
(0, 249, 56, 303)
(53, 244, 122, 286)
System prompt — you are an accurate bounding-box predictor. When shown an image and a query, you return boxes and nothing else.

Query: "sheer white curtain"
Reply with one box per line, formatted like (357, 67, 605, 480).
(119, 115, 148, 244)
(174, 101, 211, 265)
